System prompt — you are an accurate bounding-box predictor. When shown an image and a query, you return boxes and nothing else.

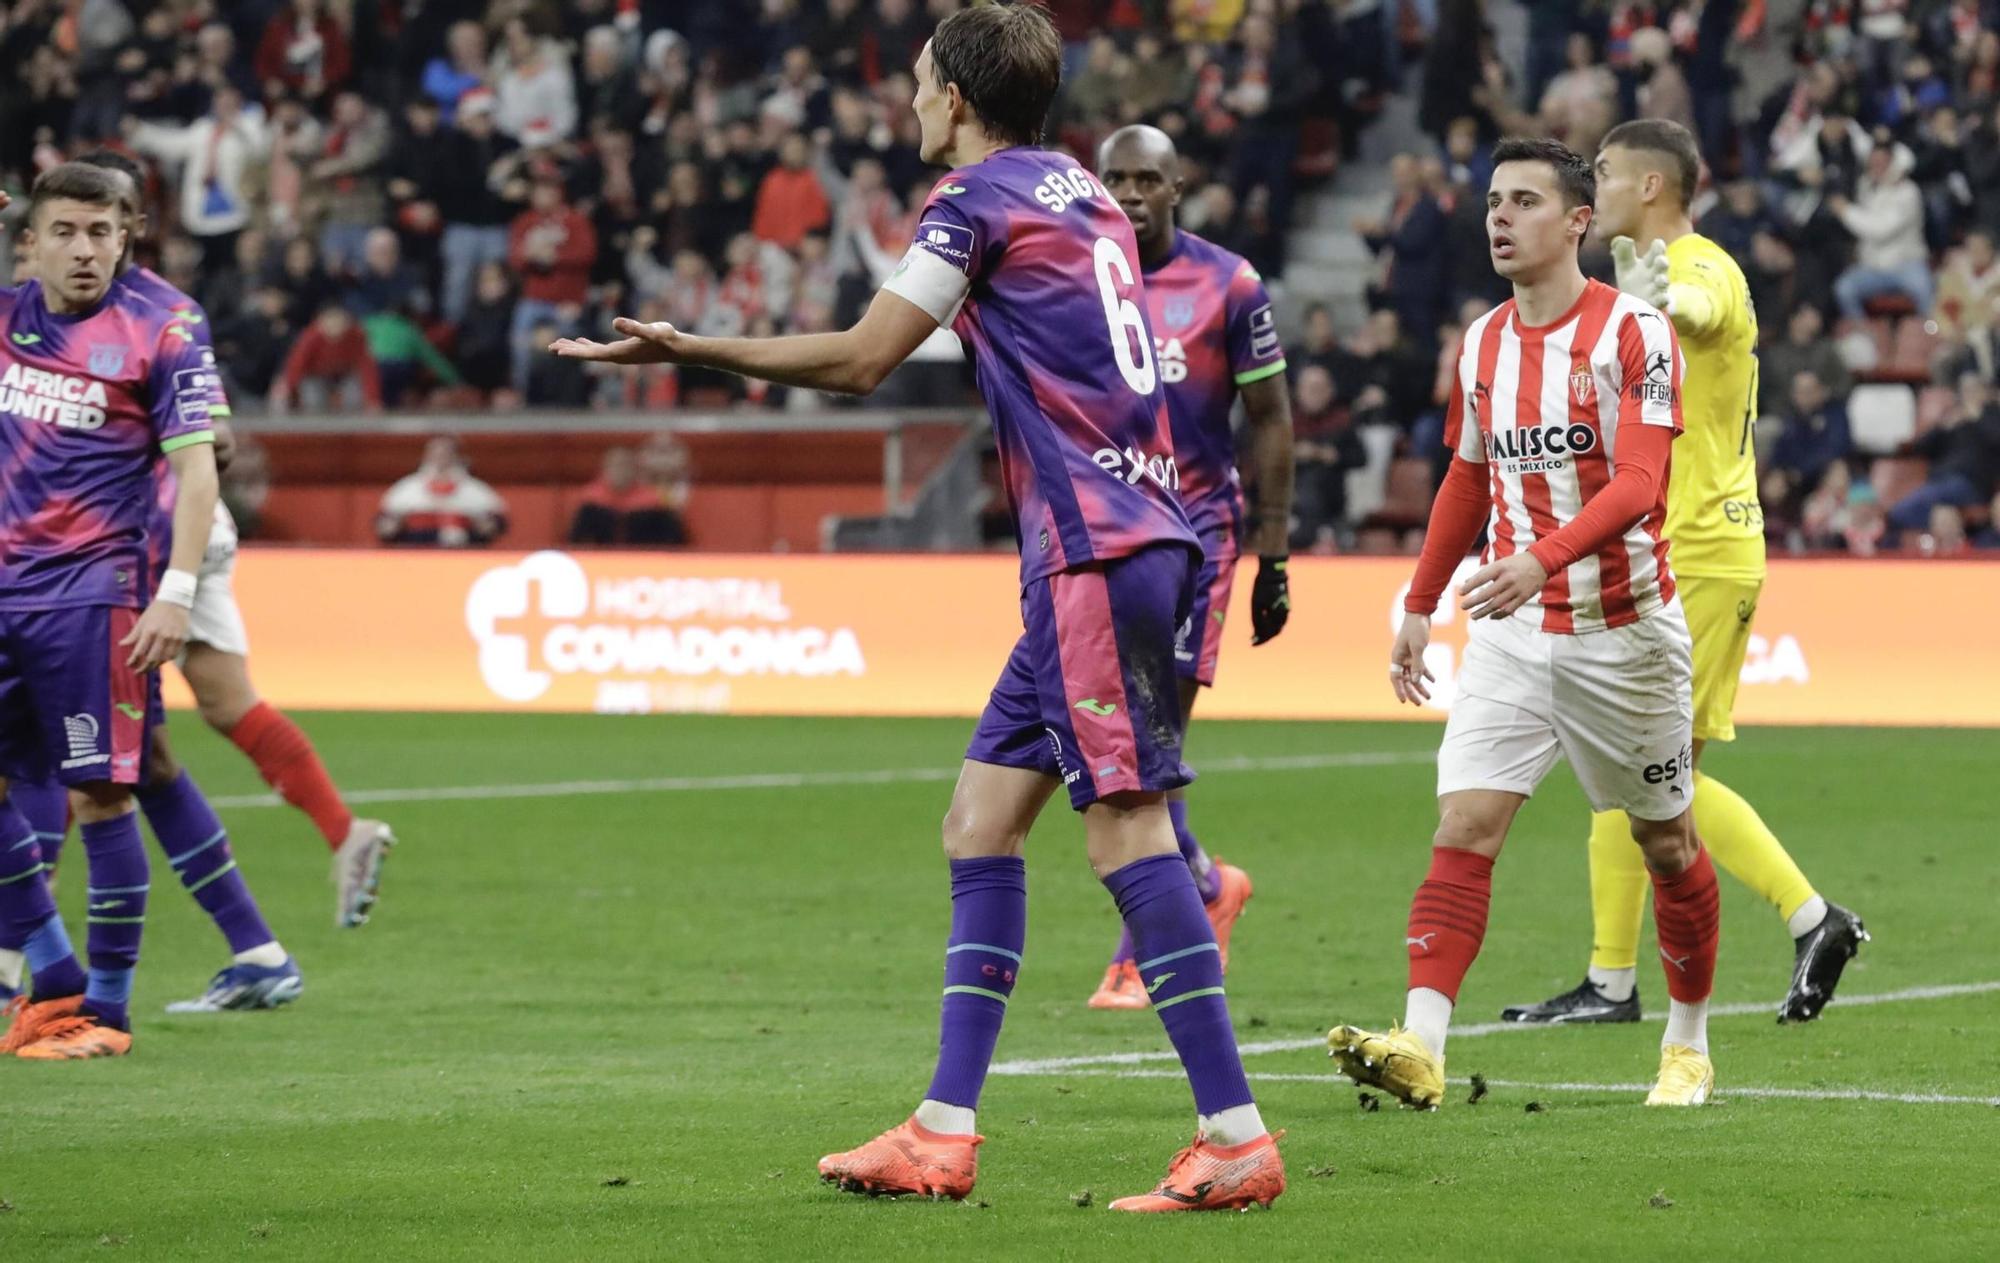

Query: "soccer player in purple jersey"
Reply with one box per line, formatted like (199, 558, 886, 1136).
(0, 152, 312, 1016)
(0, 164, 221, 1058)
(1084, 124, 1296, 1010)
(554, 5, 1284, 1213)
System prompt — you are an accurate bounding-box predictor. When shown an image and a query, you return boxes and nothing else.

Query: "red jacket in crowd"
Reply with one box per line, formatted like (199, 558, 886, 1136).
(276, 321, 381, 407)
(509, 206, 598, 305)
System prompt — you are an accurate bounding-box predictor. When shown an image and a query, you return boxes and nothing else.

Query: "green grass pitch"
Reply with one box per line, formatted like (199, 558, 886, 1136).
(4, 712, 1997, 1259)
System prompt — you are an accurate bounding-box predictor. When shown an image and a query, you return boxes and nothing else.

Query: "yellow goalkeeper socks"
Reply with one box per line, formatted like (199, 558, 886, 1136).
(1692, 770, 1822, 931)
(1587, 810, 1649, 990)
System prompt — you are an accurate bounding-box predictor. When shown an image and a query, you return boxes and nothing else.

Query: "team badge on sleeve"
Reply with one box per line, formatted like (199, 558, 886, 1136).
(915, 220, 976, 275)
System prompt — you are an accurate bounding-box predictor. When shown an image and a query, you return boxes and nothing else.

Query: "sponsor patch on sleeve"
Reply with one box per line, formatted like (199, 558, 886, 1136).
(914, 220, 976, 275)
(1247, 303, 1280, 359)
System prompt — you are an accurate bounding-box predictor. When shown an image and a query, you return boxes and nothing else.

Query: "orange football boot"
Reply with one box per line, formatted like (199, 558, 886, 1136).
(1205, 861, 1254, 971)
(818, 1117, 982, 1200)
(15, 1013, 131, 1060)
(1087, 960, 1149, 1009)
(1, 993, 84, 1055)
(1109, 1130, 1286, 1212)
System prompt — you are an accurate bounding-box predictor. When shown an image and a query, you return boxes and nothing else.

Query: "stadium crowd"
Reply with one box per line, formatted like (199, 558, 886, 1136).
(2, 0, 1998, 554)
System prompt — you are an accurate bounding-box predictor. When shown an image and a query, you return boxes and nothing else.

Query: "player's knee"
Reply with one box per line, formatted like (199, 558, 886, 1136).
(67, 781, 134, 823)
(939, 801, 1028, 860)
(1432, 803, 1508, 856)
(1630, 812, 1696, 875)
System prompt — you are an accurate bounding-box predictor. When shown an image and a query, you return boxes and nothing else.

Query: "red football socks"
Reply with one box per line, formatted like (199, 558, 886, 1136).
(228, 702, 355, 850)
(1405, 846, 1494, 1002)
(1650, 846, 1721, 1003)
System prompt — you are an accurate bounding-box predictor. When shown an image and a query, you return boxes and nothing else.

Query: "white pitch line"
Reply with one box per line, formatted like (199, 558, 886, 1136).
(1020, 1068, 2000, 1107)
(989, 980, 2000, 1076)
(204, 747, 1438, 810)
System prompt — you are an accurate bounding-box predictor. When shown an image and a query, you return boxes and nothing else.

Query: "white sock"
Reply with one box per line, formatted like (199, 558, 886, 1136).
(1402, 986, 1453, 1058)
(234, 942, 289, 968)
(1587, 965, 1637, 1002)
(1663, 998, 1710, 1054)
(1786, 895, 1829, 940)
(1198, 1102, 1267, 1147)
(914, 1099, 976, 1136)
(0, 947, 23, 992)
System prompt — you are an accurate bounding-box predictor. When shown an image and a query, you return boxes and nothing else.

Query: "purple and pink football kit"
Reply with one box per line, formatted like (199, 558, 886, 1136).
(0, 278, 215, 788)
(1141, 230, 1287, 687)
(883, 147, 1201, 811)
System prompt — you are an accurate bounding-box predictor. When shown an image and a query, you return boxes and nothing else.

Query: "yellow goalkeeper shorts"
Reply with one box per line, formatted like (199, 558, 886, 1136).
(1680, 573, 1762, 744)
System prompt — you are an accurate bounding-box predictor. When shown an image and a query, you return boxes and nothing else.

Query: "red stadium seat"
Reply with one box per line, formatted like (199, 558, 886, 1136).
(1887, 317, 1941, 382)
(1915, 385, 1956, 433)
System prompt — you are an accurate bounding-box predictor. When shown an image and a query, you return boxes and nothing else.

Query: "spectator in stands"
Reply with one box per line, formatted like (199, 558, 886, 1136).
(751, 134, 832, 250)
(639, 431, 695, 511)
(1296, 303, 1340, 380)
(457, 261, 518, 401)
(254, 0, 352, 103)
(1358, 154, 1449, 351)
(1765, 369, 1854, 518)
(569, 446, 689, 547)
(508, 174, 597, 394)
(1937, 227, 2000, 380)
(1978, 490, 2000, 547)
(1705, 180, 1777, 263)
(384, 96, 447, 270)
(1290, 364, 1367, 551)
(1631, 27, 1694, 133)
(1911, 105, 1973, 251)
(492, 14, 576, 148)
(1921, 503, 1973, 554)
(1762, 304, 1853, 416)
(1798, 463, 1888, 555)
(363, 304, 460, 408)
(377, 436, 508, 548)
(578, 26, 643, 133)
(1540, 31, 1618, 157)
(433, 89, 521, 325)
(308, 90, 390, 277)
(124, 86, 265, 264)
(1968, 101, 2000, 238)
(345, 228, 423, 317)
(215, 286, 294, 402)
(272, 302, 381, 414)
(423, 20, 489, 123)
(268, 234, 335, 329)
(1888, 372, 2000, 531)
(1831, 142, 1936, 317)
(1746, 228, 1835, 330)
(1223, 12, 1308, 273)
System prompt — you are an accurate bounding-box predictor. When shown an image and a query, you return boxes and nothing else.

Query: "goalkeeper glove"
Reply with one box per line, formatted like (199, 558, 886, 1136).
(1249, 555, 1290, 645)
(1609, 235, 1671, 313)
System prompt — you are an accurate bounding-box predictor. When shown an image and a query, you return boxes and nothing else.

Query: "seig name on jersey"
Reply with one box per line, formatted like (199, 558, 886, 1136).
(1034, 167, 1107, 214)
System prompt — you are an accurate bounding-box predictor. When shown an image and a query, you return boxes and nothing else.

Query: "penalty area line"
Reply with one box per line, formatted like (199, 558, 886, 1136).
(989, 980, 2000, 1075)
(204, 747, 1438, 810)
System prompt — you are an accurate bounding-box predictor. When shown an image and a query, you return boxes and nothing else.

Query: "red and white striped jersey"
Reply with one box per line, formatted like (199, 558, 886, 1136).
(1444, 279, 1684, 633)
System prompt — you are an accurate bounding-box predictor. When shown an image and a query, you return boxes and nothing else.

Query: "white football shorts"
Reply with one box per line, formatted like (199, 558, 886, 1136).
(1436, 595, 1694, 820)
(184, 503, 248, 658)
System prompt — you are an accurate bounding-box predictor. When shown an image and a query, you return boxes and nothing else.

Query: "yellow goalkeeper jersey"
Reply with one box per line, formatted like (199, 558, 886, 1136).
(1663, 233, 1766, 580)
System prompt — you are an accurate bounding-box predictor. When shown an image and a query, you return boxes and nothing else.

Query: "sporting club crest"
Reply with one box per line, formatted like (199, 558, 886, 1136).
(1570, 361, 1596, 407)
(1162, 295, 1196, 330)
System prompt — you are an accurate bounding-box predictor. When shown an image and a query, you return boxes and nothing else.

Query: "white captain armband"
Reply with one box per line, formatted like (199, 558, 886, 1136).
(881, 224, 975, 325)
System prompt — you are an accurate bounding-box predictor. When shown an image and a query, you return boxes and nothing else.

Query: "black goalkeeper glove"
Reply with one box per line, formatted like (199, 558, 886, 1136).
(1249, 555, 1290, 645)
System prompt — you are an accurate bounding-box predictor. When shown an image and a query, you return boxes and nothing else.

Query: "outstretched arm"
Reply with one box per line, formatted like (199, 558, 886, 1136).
(550, 285, 940, 396)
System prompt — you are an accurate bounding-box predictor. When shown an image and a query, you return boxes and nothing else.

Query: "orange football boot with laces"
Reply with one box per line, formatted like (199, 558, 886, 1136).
(15, 1012, 131, 1060)
(1087, 960, 1149, 1009)
(1, 993, 84, 1055)
(1205, 861, 1253, 971)
(1109, 1130, 1286, 1212)
(818, 1117, 982, 1199)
